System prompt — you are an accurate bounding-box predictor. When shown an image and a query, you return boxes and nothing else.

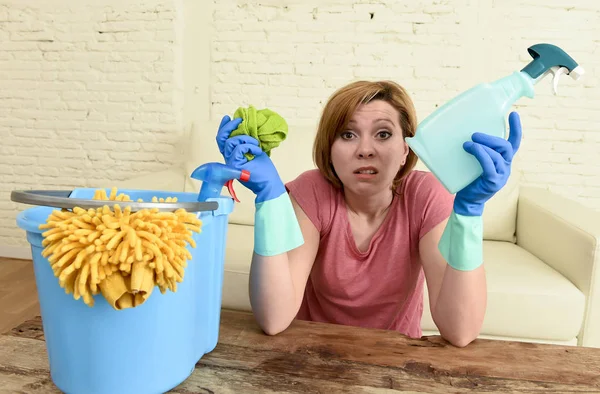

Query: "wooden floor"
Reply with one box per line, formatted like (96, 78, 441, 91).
(0, 257, 40, 334)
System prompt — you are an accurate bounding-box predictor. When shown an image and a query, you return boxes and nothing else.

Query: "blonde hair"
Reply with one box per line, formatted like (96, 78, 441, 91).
(313, 80, 418, 193)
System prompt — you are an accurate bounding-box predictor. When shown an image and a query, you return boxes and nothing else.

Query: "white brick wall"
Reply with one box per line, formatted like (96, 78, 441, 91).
(2, 0, 599, 253)
(1, 0, 184, 249)
(210, 0, 600, 210)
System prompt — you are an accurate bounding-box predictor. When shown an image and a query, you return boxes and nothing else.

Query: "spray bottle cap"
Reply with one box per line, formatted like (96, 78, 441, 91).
(521, 43, 584, 95)
(190, 162, 250, 202)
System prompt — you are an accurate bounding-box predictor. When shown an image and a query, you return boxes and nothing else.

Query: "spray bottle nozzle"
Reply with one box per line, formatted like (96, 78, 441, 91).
(190, 162, 250, 203)
(521, 43, 585, 95)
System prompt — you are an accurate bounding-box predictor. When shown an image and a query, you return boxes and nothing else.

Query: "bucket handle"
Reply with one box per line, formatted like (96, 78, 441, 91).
(11, 190, 219, 213)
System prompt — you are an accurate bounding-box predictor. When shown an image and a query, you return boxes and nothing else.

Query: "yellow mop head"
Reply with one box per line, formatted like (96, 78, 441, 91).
(39, 187, 202, 310)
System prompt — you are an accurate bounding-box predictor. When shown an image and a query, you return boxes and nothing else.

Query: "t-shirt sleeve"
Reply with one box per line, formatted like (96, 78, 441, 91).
(409, 172, 455, 239)
(285, 169, 335, 234)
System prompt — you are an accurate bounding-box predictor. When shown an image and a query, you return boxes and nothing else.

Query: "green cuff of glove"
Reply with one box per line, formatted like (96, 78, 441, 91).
(254, 192, 304, 256)
(438, 210, 483, 271)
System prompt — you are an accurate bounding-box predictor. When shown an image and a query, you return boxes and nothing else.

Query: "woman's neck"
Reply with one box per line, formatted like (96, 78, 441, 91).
(343, 186, 394, 221)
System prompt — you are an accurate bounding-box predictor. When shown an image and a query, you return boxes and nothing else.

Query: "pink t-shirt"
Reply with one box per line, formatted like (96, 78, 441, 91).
(285, 169, 454, 338)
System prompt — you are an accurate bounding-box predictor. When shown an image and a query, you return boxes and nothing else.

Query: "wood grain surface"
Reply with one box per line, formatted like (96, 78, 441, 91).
(1, 310, 599, 393)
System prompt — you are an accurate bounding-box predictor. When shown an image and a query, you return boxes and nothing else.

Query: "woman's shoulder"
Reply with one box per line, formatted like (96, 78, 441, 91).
(399, 169, 454, 207)
(399, 170, 454, 234)
(285, 169, 339, 234)
(400, 169, 442, 192)
(287, 168, 336, 192)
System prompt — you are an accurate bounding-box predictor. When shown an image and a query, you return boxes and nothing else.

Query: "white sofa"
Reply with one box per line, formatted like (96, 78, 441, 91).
(119, 120, 600, 348)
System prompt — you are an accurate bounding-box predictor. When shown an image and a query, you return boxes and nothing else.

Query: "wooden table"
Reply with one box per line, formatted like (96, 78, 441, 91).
(1, 310, 599, 393)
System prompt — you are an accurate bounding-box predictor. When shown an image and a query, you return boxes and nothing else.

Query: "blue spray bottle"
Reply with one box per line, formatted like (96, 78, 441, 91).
(405, 43, 585, 194)
(190, 162, 250, 202)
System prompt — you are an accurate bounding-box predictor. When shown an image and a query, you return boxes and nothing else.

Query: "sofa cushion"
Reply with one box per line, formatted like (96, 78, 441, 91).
(113, 168, 186, 193)
(481, 168, 520, 243)
(421, 240, 586, 342)
(222, 223, 254, 311)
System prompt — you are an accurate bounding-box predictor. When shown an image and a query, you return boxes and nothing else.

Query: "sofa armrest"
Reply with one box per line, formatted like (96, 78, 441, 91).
(516, 186, 600, 348)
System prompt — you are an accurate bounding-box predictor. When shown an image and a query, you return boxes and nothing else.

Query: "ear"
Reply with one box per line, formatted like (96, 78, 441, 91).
(401, 140, 409, 165)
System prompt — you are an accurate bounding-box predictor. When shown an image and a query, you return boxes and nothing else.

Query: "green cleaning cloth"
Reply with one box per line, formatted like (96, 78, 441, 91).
(230, 105, 288, 160)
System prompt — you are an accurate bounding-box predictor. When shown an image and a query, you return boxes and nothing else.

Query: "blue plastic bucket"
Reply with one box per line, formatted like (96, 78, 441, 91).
(15, 189, 233, 394)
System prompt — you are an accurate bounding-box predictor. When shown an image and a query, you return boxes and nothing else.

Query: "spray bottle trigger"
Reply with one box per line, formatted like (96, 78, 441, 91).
(240, 169, 250, 182)
(225, 179, 240, 202)
(550, 66, 569, 95)
(225, 170, 249, 203)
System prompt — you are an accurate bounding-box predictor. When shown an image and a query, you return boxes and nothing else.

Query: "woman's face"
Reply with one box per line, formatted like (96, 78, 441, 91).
(330, 100, 408, 196)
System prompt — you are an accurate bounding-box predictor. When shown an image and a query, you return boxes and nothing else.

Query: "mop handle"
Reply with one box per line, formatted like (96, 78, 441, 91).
(10, 190, 219, 213)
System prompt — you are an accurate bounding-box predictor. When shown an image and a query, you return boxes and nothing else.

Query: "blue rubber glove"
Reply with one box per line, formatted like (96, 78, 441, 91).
(216, 115, 243, 157)
(439, 111, 522, 271)
(217, 130, 304, 256)
(454, 111, 522, 216)
(221, 135, 286, 204)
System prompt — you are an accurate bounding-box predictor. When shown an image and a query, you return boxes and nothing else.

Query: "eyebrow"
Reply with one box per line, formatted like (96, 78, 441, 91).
(374, 118, 395, 125)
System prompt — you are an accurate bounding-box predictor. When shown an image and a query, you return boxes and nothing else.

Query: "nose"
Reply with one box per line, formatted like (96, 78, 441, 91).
(357, 138, 375, 158)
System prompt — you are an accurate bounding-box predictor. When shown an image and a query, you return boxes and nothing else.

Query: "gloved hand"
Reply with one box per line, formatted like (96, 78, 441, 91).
(440, 112, 522, 270)
(216, 115, 243, 157)
(454, 111, 522, 216)
(221, 135, 286, 204)
(215, 116, 303, 256)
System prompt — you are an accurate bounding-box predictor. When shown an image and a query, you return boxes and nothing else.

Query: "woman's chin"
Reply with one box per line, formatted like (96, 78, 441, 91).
(342, 179, 391, 197)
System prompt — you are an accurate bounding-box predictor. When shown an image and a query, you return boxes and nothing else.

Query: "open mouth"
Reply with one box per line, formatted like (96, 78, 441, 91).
(354, 167, 378, 175)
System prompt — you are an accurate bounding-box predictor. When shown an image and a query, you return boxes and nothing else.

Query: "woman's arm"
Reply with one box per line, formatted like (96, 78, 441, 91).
(418, 111, 522, 347)
(216, 119, 321, 335)
(249, 194, 320, 335)
(419, 220, 487, 347)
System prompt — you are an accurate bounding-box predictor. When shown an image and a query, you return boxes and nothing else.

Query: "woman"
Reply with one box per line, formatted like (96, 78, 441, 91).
(216, 80, 522, 347)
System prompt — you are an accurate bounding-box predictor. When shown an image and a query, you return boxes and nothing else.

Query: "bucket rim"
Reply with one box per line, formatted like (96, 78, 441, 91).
(16, 207, 49, 234)
(15, 197, 235, 234)
(11, 189, 219, 213)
